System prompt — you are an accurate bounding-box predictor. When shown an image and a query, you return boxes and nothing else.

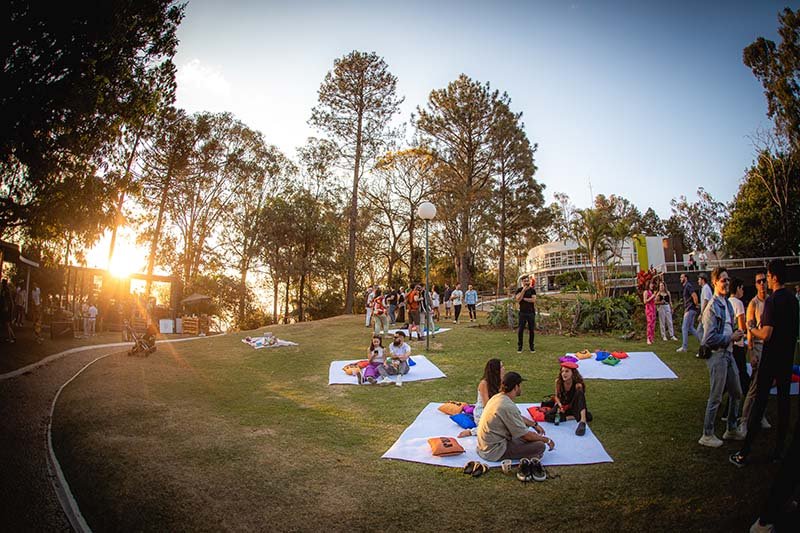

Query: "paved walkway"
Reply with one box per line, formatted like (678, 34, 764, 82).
(0, 345, 126, 531)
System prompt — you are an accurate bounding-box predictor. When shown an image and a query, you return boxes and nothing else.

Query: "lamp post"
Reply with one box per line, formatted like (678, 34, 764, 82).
(417, 201, 437, 351)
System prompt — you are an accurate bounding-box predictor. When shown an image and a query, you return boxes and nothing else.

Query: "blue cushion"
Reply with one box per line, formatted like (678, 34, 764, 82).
(450, 412, 476, 429)
(408, 357, 416, 366)
(595, 351, 611, 361)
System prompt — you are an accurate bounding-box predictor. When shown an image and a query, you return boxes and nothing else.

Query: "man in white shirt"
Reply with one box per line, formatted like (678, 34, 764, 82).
(88, 302, 98, 336)
(365, 286, 375, 327)
(697, 274, 713, 350)
(384, 331, 411, 387)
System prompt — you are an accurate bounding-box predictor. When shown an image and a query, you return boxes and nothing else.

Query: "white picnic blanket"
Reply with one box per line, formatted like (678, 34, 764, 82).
(328, 355, 446, 385)
(565, 351, 677, 380)
(745, 364, 800, 395)
(241, 336, 298, 349)
(387, 327, 451, 339)
(382, 402, 613, 468)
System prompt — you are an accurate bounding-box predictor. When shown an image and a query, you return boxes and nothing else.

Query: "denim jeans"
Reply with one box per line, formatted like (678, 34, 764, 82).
(388, 304, 396, 324)
(681, 309, 700, 350)
(703, 350, 742, 436)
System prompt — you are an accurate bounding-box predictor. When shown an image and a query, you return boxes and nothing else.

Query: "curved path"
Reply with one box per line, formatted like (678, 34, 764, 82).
(0, 337, 218, 532)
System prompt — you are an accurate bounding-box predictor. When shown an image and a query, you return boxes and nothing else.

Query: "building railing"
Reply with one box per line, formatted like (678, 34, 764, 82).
(655, 256, 800, 273)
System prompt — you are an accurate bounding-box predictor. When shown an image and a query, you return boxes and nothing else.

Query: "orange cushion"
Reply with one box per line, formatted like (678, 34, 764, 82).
(342, 361, 368, 375)
(428, 436, 465, 456)
(527, 406, 547, 422)
(612, 352, 629, 359)
(438, 401, 468, 415)
(576, 349, 593, 360)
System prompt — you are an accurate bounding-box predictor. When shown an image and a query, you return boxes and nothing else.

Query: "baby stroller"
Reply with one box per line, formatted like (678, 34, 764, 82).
(125, 320, 157, 357)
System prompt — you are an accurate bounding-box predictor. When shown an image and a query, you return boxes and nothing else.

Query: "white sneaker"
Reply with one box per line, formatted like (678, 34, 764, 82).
(722, 428, 745, 441)
(379, 377, 392, 385)
(698, 434, 723, 448)
(737, 423, 748, 438)
(676, 346, 687, 352)
(662, 336, 667, 341)
(671, 336, 678, 341)
(750, 518, 775, 533)
(395, 376, 403, 387)
(761, 417, 771, 429)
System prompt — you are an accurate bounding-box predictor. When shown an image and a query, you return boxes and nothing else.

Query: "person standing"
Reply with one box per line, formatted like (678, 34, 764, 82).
(0, 279, 16, 343)
(371, 289, 389, 336)
(677, 273, 701, 353)
(385, 288, 397, 326)
(430, 286, 440, 321)
(739, 271, 771, 432)
(643, 279, 657, 345)
(722, 278, 749, 424)
(698, 267, 744, 448)
(406, 285, 421, 337)
(688, 254, 696, 271)
(88, 301, 98, 336)
(465, 284, 478, 322)
(396, 288, 406, 324)
(655, 281, 677, 341)
(515, 276, 537, 353)
(31, 281, 42, 343)
(731, 259, 800, 466)
(364, 287, 375, 328)
(697, 273, 713, 343)
(15, 283, 26, 327)
(444, 284, 452, 319)
(449, 283, 464, 324)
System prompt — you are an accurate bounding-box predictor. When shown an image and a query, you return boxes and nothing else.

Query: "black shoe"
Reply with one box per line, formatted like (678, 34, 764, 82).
(530, 348, 536, 353)
(463, 461, 477, 475)
(729, 451, 746, 468)
(529, 458, 547, 482)
(356, 372, 363, 385)
(516, 458, 531, 482)
(576, 422, 586, 436)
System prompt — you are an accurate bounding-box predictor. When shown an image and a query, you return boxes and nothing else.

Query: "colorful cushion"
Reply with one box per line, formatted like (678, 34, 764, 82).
(450, 413, 476, 429)
(527, 405, 547, 422)
(357, 360, 370, 368)
(576, 349, 593, 360)
(428, 436, 465, 456)
(342, 363, 363, 375)
(438, 401, 468, 415)
(560, 361, 578, 369)
(595, 351, 611, 361)
(602, 355, 621, 366)
(611, 351, 629, 359)
(462, 404, 475, 415)
(408, 357, 416, 367)
(792, 373, 800, 383)
(559, 355, 579, 363)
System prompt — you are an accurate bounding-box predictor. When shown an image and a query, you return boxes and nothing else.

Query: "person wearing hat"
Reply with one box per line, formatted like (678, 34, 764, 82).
(553, 361, 591, 436)
(477, 372, 554, 480)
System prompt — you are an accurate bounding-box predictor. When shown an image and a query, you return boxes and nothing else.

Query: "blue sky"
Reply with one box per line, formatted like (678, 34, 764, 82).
(172, 0, 798, 219)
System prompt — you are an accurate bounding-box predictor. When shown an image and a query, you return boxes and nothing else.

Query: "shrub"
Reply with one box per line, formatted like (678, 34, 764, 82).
(576, 295, 637, 333)
(488, 300, 517, 328)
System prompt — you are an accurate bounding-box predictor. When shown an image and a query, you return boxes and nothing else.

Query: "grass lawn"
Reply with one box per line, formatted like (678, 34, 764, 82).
(53, 314, 790, 531)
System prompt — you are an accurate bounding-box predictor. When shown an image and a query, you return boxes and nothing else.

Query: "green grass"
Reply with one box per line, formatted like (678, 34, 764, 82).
(53, 315, 786, 532)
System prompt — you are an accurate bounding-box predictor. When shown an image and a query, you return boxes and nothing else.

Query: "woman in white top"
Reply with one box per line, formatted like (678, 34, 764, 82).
(723, 278, 749, 417)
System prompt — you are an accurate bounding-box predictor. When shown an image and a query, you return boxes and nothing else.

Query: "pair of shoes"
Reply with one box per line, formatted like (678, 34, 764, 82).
(698, 434, 723, 448)
(761, 417, 771, 429)
(515, 457, 546, 482)
(749, 518, 775, 533)
(729, 451, 746, 467)
(676, 346, 686, 352)
(722, 428, 745, 441)
(576, 422, 586, 436)
(463, 461, 488, 477)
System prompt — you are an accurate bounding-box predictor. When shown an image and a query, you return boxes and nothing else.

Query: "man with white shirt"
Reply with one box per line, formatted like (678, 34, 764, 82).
(383, 331, 411, 387)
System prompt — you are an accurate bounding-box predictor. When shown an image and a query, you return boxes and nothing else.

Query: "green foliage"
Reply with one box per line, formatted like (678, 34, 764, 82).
(554, 271, 590, 292)
(576, 295, 637, 333)
(535, 296, 579, 334)
(669, 188, 726, 252)
(487, 300, 516, 328)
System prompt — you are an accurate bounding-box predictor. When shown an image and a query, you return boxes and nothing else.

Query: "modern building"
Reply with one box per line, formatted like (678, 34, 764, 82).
(523, 236, 669, 291)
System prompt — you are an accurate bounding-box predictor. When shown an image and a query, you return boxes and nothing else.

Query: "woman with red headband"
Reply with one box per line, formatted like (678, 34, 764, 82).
(553, 361, 592, 436)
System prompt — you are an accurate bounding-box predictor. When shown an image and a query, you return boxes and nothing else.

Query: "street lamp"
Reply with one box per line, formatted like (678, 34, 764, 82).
(417, 201, 437, 351)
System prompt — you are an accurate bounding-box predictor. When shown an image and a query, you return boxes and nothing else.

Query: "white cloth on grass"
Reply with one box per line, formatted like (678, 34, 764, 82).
(387, 327, 451, 339)
(241, 336, 298, 349)
(382, 402, 613, 468)
(565, 351, 677, 380)
(328, 355, 445, 385)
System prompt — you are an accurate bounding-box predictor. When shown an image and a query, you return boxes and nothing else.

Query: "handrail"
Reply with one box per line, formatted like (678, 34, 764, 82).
(655, 255, 800, 273)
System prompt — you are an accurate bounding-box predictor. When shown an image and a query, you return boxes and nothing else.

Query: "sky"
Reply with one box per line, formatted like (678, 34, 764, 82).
(171, 0, 793, 220)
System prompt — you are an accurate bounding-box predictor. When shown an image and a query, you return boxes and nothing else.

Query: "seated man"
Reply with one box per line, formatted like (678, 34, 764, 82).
(383, 331, 411, 387)
(477, 372, 554, 482)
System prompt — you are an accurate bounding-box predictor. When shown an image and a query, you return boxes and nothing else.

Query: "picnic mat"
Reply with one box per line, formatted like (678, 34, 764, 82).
(387, 327, 451, 338)
(745, 364, 800, 396)
(382, 402, 613, 468)
(565, 351, 677, 380)
(241, 336, 298, 349)
(328, 355, 446, 385)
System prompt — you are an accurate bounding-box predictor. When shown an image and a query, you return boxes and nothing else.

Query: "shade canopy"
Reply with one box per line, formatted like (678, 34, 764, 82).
(181, 293, 212, 305)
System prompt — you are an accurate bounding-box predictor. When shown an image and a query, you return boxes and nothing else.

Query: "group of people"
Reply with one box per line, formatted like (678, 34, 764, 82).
(0, 278, 43, 344)
(690, 260, 799, 531)
(457, 357, 591, 482)
(364, 283, 480, 336)
(354, 331, 412, 386)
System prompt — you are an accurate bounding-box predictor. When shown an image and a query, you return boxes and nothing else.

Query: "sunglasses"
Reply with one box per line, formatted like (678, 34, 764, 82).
(756, 279, 767, 284)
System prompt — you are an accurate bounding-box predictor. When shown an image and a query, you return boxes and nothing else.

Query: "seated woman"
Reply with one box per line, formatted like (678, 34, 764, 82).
(458, 358, 544, 438)
(551, 361, 592, 436)
(360, 335, 390, 385)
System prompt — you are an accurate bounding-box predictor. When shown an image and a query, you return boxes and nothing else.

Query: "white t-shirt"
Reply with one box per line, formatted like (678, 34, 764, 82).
(369, 346, 385, 364)
(88, 305, 98, 319)
(700, 284, 713, 312)
(389, 342, 411, 360)
(31, 287, 41, 306)
(450, 290, 463, 306)
(728, 296, 745, 347)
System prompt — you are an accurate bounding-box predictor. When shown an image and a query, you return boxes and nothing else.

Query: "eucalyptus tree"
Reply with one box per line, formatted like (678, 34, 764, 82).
(415, 75, 499, 287)
(309, 51, 403, 313)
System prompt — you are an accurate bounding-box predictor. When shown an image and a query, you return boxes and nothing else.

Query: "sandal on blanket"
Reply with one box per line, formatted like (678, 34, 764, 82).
(463, 461, 478, 475)
(471, 462, 489, 478)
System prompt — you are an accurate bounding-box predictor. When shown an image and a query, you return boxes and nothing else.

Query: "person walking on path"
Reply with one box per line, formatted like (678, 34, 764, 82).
(643, 280, 657, 345)
(655, 281, 677, 341)
(465, 284, 478, 322)
(515, 276, 537, 353)
(731, 259, 799, 466)
(697, 267, 744, 448)
(677, 273, 701, 353)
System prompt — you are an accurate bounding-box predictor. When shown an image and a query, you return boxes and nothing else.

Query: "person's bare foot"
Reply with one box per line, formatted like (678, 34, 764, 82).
(458, 429, 472, 438)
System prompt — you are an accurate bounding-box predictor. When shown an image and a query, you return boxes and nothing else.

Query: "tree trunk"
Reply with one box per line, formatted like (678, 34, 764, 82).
(283, 274, 290, 323)
(238, 263, 248, 327)
(459, 211, 472, 287)
(408, 215, 415, 283)
(344, 113, 364, 314)
(145, 165, 173, 297)
(271, 272, 279, 324)
(107, 132, 142, 268)
(497, 176, 507, 297)
(298, 272, 305, 322)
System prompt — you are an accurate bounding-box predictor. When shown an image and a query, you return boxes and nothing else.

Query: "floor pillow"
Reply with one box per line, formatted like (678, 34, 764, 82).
(438, 401, 468, 415)
(428, 436, 465, 456)
(450, 413, 476, 429)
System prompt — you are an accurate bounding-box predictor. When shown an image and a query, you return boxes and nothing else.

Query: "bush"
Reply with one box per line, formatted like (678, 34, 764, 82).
(576, 295, 637, 333)
(536, 296, 579, 334)
(488, 300, 517, 328)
